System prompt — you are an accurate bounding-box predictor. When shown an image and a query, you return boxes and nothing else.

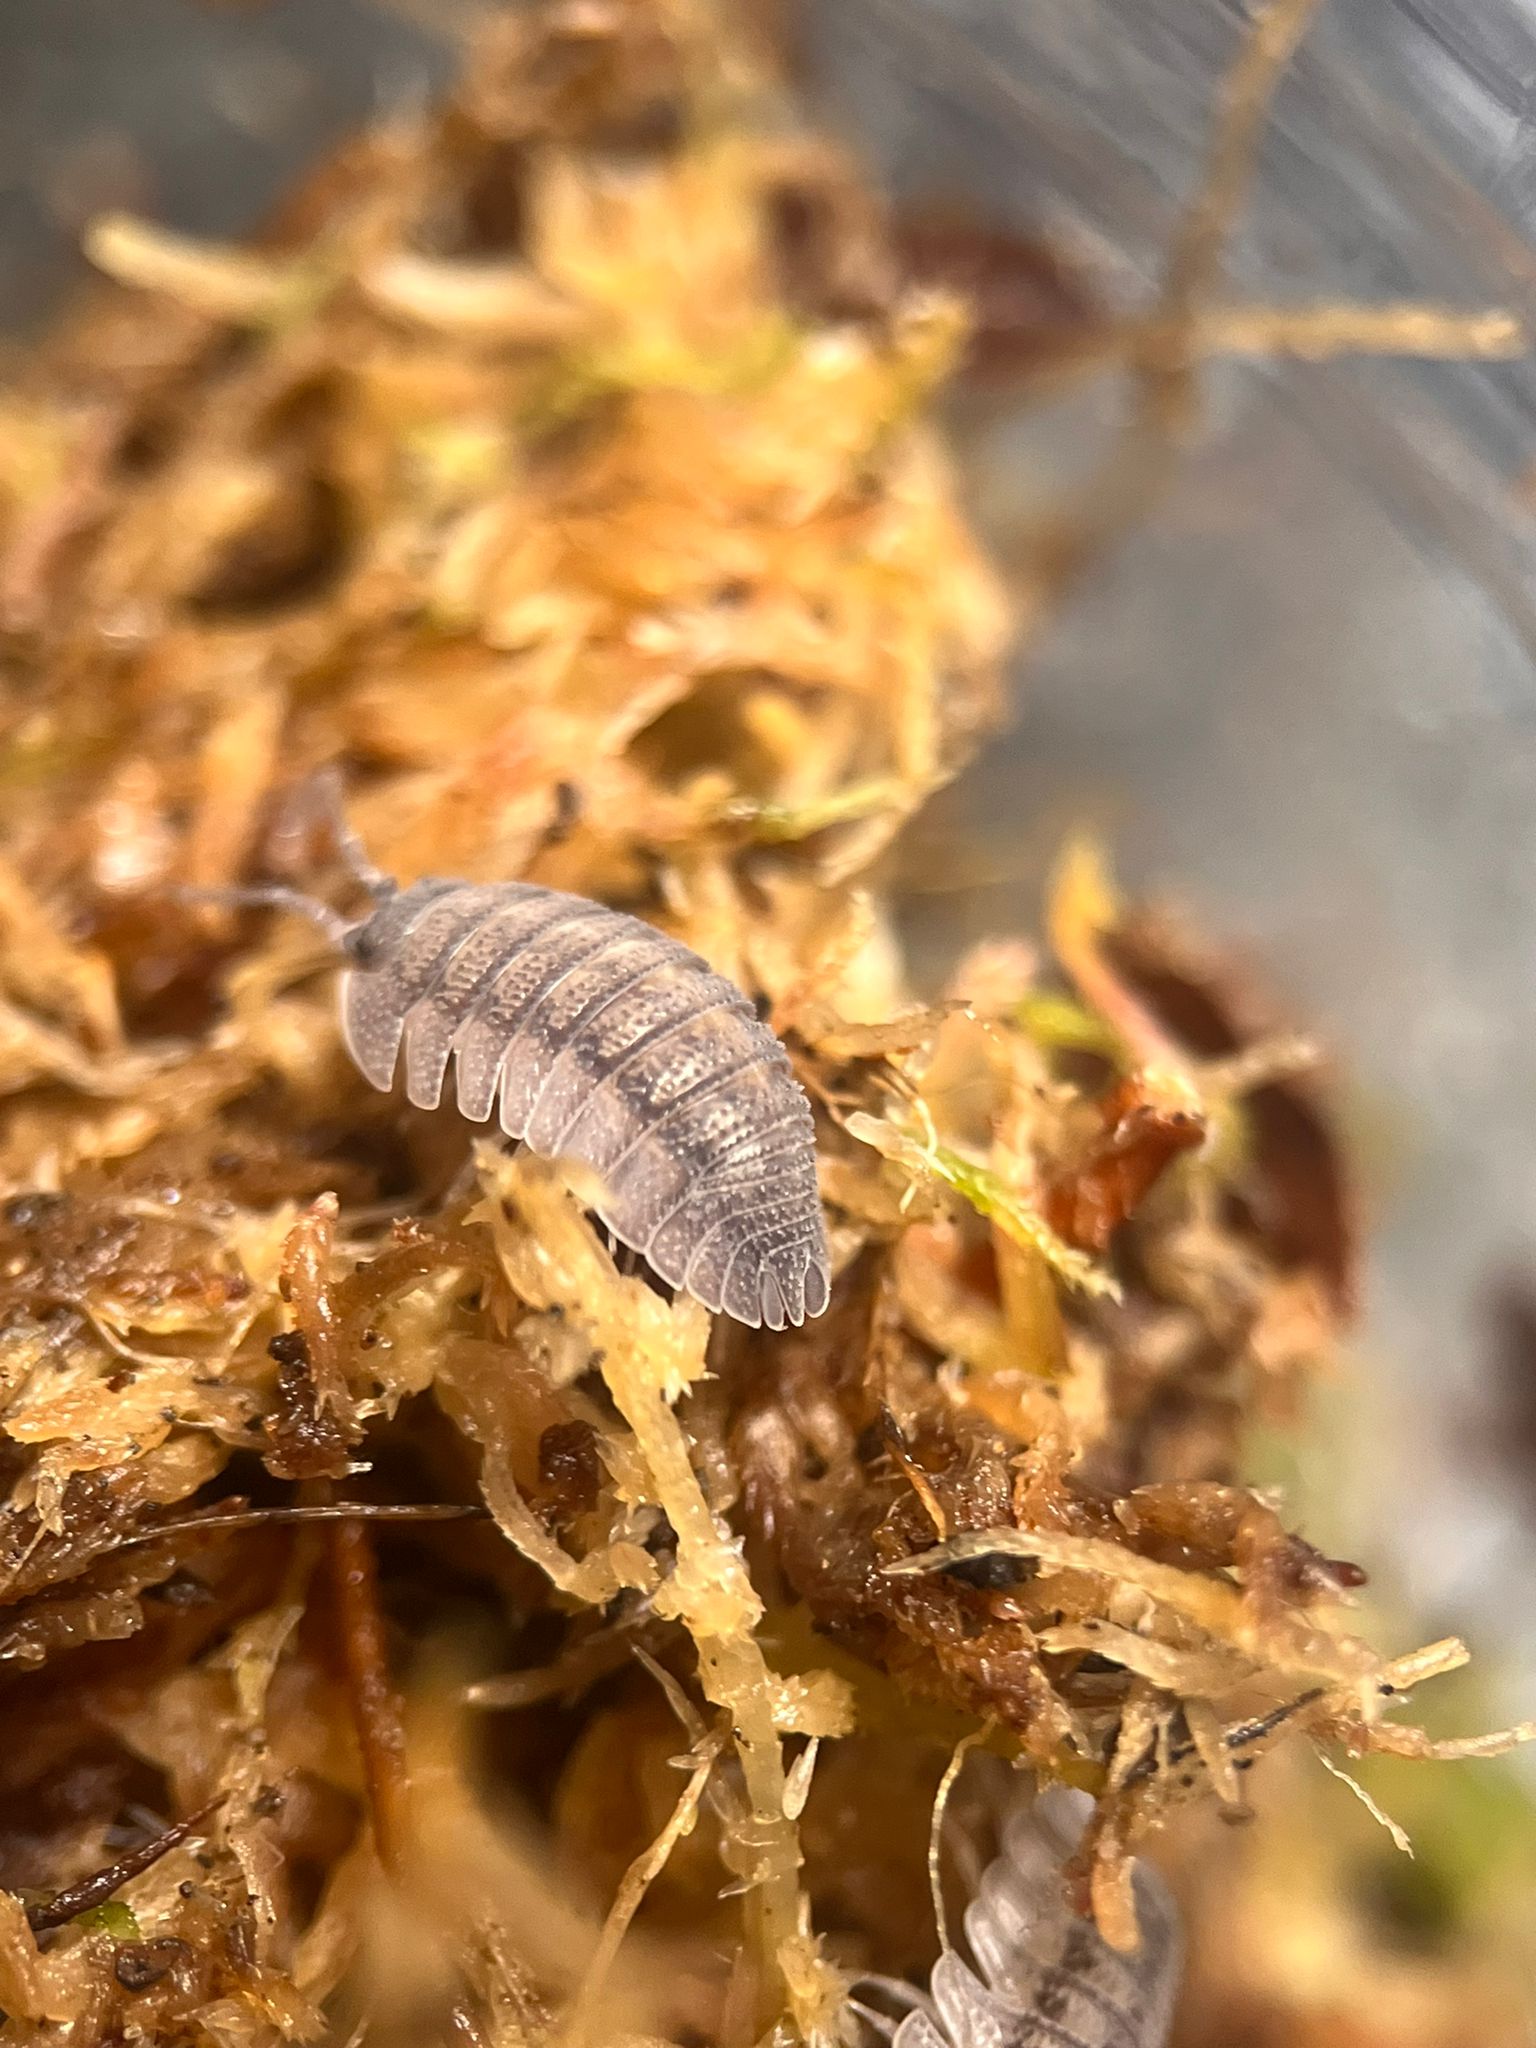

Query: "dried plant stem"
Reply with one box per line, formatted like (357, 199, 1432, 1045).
(1158, 0, 1328, 331)
(328, 1516, 411, 1880)
(595, 1337, 836, 2041)
(1183, 301, 1525, 359)
(107, 1502, 487, 1554)
(565, 1728, 726, 2048)
(928, 1728, 988, 1953)
(25, 1797, 227, 1932)
(1028, 0, 1329, 600)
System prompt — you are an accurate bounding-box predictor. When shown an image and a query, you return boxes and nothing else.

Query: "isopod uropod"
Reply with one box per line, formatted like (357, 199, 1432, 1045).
(201, 785, 832, 1332)
(855, 1788, 1181, 2048)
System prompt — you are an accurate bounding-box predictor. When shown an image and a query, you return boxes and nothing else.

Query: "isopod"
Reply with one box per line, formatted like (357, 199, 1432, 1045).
(195, 782, 832, 1331)
(855, 1788, 1181, 2048)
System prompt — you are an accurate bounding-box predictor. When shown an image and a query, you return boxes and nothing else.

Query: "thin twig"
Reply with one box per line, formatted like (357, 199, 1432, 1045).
(1180, 300, 1524, 360)
(328, 1516, 412, 1880)
(1037, 0, 1329, 595)
(1121, 1687, 1328, 1789)
(562, 1728, 725, 2048)
(101, 1502, 489, 1557)
(26, 1796, 228, 1931)
(1157, 0, 1328, 338)
(928, 1728, 987, 1954)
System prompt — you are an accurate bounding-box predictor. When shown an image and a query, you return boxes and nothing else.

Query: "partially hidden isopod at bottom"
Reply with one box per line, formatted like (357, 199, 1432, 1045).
(206, 804, 832, 1332)
(856, 1788, 1181, 2048)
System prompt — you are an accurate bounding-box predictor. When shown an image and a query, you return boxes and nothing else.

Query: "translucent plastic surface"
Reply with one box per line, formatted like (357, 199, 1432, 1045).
(801, 0, 1536, 1686)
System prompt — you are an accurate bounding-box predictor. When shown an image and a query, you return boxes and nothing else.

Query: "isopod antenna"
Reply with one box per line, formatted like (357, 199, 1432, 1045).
(170, 764, 395, 949)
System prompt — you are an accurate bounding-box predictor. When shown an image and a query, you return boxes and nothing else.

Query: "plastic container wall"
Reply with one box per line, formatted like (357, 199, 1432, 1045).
(800, 0, 1536, 1700)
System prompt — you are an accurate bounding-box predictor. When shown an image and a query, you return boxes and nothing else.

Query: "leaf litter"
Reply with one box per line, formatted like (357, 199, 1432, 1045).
(0, 0, 1529, 2043)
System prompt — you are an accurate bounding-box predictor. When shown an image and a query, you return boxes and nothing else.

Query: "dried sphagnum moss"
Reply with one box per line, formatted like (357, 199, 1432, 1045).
(0, 2, 1529, 2045)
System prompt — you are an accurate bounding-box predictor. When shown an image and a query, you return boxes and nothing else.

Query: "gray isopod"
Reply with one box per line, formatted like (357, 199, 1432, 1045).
(202, 786, 832, 1332)
(856, 1789, 1181, 2048)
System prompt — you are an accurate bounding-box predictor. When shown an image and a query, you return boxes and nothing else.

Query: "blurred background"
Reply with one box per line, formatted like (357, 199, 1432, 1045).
(3, 0, 1535, 1720)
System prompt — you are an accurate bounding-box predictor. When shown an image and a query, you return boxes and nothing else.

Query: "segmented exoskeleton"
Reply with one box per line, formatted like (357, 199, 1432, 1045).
(856, 1789, 1181, 2048)
(196, 780, 831, 1330)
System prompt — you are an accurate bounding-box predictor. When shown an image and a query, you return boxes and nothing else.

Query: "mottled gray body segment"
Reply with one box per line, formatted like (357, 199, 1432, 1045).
(340, 878, 830, 1330)
(863, 1790, 1179, 2048)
